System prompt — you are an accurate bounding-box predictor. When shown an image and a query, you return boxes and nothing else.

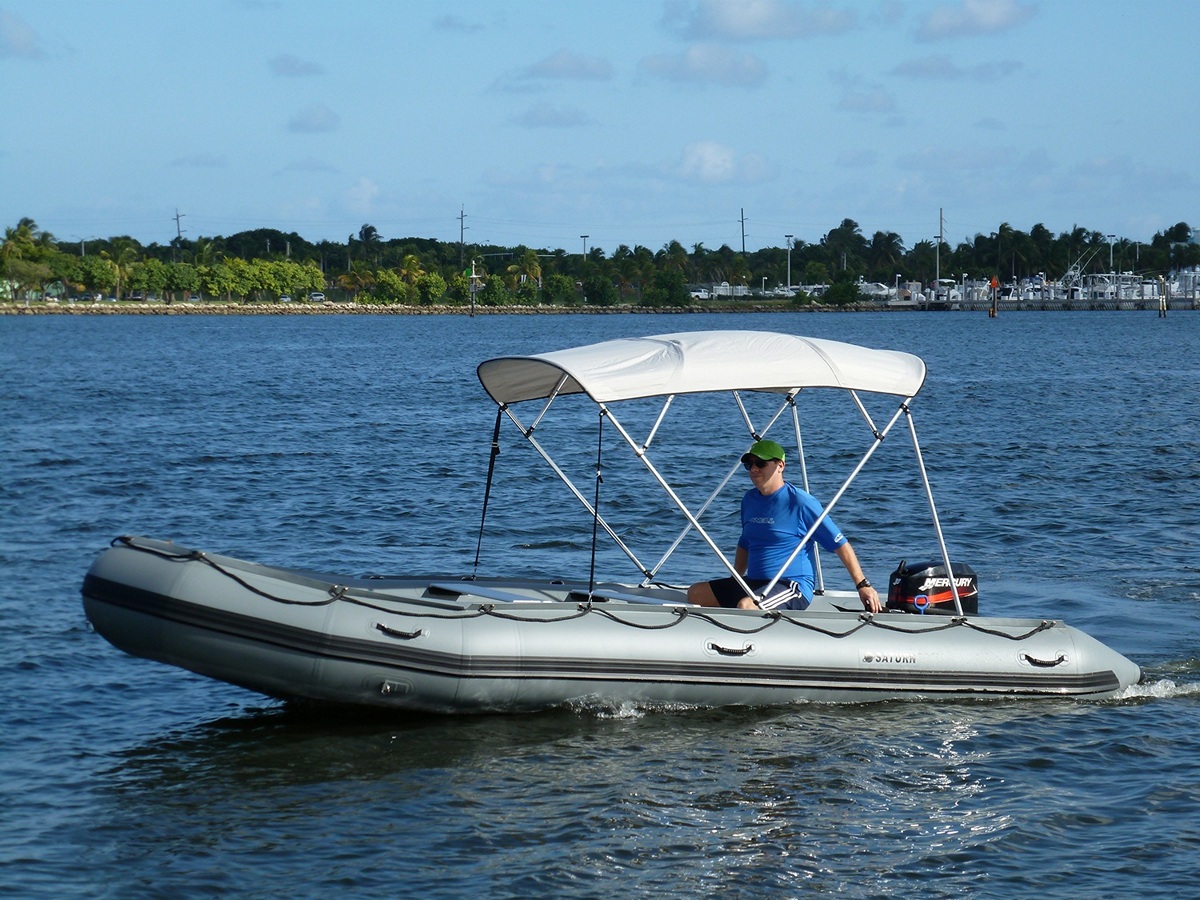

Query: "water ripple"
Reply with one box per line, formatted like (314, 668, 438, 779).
(3, 312, 1200, 896)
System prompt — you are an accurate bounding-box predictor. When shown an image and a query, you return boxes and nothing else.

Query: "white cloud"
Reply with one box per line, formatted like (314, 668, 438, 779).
(838, 85, 896, 113)
(830, 70, 895, 113)
(677, 141, 770, 183)
(893, 54, 1022, 81)
(523, 49, 613, 80)
(287, 103, 340, 133)
(666, 0, 857, 40)
(640, 44, 767, 87)
(433, 14, 486, 34)
(493, 49, 614, 93)
(681, 142, 736, 182)
(344, 177, 380, 215)
(512, 102, 594, 128)
(916, 0, 1037, 41)
(0, 10, 44, 59)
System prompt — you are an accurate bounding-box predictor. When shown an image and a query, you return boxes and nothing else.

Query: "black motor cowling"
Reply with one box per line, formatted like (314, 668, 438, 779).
(886, 559, 979, 615)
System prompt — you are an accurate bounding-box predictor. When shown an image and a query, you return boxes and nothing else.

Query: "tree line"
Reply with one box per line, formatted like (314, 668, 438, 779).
(3, 216, 1197, 307)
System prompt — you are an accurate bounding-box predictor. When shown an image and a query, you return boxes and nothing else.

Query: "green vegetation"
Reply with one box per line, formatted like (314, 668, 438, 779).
(2, 216, 1196, 308)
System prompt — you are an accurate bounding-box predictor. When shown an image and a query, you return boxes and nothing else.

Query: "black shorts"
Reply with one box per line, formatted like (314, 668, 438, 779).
(708, 576, 810, 611)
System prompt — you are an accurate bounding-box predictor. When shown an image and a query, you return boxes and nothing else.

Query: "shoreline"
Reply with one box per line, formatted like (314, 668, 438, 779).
(0, 300, 861, 316)
(3, 300, 1192, 316)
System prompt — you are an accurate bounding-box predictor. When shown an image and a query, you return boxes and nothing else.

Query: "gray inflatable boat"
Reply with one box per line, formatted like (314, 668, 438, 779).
(83, 331, 1141, 711)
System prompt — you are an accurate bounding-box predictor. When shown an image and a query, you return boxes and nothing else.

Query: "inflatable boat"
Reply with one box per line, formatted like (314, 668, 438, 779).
(83, 331, 1141, 711)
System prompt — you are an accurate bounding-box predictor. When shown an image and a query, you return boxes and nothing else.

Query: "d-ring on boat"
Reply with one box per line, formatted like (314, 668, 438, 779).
(83, 331, 1141, 711)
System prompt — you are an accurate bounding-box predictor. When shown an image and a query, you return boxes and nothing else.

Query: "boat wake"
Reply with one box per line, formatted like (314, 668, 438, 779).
(568, 697, 709, 719)
(1115, 675, 1200, 701)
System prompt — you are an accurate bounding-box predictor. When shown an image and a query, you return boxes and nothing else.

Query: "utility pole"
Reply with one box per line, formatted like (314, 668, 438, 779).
(740, 208, 747, 255)
(936, 207, 943, 286)
(785, 234, 793, 289)
(459, 206, 468, 268)
(173, 209, 186, 262)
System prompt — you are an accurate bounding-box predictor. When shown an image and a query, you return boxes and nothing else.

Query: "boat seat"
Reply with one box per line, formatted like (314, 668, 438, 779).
(568, 589, 687, 606)
(426, 582, 533, 603)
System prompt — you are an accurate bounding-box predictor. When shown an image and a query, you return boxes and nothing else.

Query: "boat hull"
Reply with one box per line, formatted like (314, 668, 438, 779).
(82, 537, 1142, 712)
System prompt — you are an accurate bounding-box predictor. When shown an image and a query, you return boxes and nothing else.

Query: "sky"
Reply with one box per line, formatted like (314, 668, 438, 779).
(2, 0, 1197, 256)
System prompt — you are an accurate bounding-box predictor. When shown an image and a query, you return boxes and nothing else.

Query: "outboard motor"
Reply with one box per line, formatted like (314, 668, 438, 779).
(886, 559, 979, 615)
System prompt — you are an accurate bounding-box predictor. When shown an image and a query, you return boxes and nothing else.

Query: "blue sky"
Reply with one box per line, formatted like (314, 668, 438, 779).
(2, 0, 1197, 255)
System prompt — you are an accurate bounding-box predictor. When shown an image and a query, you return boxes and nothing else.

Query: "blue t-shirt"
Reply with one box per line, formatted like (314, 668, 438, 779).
(738, 482, 846, 597)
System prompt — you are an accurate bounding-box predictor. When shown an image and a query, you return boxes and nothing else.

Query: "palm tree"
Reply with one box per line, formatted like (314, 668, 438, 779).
(101, 238, 140, 300)
(32, 224, 56, 253)
(689, 242, 709, 282)
(821, 219, 868, 278)
(658, 240, 688, 272)
(358, 224, 381, 265)
(1028, 223, 1054, 275)
(2, 218, 38, 270)
(516, 249, 542, 287)
(707, 244, 738, 284)
(398, 254, 425, 285)
(867, 231, 904, 282)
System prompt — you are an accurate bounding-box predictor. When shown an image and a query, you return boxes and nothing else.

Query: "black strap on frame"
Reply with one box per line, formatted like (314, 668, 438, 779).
(471, 406, 505, 577)
(587, 409, 606, 595)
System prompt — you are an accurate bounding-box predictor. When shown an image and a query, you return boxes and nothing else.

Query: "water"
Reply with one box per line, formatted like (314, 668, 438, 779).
(2, 310, 1199, 897)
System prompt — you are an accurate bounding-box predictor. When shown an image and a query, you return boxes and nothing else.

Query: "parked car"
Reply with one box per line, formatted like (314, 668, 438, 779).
(308, 292, 326, 302)
(279, 295, 292, 303)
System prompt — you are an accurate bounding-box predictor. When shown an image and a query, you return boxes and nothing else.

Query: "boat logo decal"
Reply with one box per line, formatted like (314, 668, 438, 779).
(916, 575, 978, 594)
(863, 652, 917, 665)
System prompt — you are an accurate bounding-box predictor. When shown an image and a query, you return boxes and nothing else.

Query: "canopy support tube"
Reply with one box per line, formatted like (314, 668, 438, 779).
(789, 394, 825, 593)
(642, 395, 674, 452)
(639, 391, 796, 586)
(904, 405, 964, 615)
(525, 373, 570, 435)
(499, 405, 652, 578)
(848, 389, 882, 438)
(587, 409, 606, 595)
(733, 390, 793, 441)
(757, 397, 913, 603)
(602, 404, 758, 601)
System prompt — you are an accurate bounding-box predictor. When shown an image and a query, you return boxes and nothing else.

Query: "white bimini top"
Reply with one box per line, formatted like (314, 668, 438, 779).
(477, 330, 927, 405)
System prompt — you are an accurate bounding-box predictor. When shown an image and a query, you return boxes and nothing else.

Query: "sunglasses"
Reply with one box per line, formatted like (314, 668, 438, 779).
(743, 457, 776, 470)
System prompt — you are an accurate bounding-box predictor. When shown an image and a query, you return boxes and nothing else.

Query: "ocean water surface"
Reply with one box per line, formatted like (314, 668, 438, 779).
(2, 310, 1198, 897)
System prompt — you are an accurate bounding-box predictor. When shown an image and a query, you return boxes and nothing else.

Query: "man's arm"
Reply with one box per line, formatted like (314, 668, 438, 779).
(834, 543, 881, 612)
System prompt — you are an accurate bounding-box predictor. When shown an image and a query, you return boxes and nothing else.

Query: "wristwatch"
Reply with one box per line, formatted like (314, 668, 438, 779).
(855, 578, 872, 590)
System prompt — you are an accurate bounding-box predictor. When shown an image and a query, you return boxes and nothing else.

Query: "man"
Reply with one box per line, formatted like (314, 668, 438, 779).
(687, 439, 881, 612)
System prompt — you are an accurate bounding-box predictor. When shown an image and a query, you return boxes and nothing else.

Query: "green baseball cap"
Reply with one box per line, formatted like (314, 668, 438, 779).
(742, 439, 786, 464)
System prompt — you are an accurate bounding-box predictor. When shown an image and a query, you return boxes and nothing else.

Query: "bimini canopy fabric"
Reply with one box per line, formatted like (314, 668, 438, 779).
(477, 331, 927, 405)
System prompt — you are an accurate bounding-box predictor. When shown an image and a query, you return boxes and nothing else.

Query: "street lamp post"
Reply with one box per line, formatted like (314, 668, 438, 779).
(580, 235, 589, 303)
(785, 234, 793, 289)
